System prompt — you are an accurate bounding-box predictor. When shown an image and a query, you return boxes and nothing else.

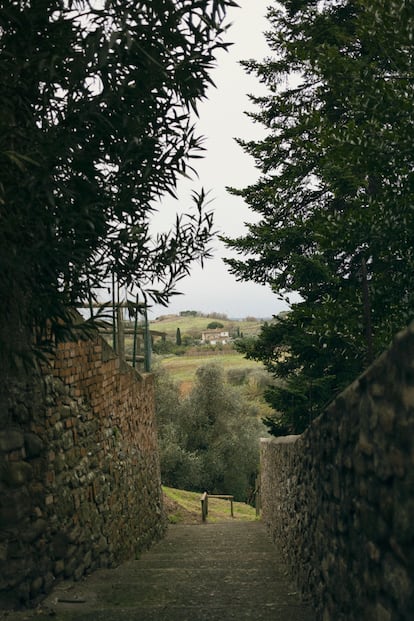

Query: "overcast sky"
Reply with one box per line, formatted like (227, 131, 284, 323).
(150, 0, 289, 320)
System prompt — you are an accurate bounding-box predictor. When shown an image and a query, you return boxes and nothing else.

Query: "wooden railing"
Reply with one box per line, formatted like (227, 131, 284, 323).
(200, 492, 234, 522)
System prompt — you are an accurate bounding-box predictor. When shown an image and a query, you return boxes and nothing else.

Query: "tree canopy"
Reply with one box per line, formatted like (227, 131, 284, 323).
(224, 0, 414, 434)
(155, 363, 262, 501)
(0, 0, 236, 361)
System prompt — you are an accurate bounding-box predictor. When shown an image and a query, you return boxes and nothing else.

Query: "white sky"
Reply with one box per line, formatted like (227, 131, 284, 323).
(150, 0, 289, 320)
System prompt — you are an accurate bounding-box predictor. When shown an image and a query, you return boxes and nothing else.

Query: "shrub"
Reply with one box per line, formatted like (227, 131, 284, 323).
(154, 363, 263, 501)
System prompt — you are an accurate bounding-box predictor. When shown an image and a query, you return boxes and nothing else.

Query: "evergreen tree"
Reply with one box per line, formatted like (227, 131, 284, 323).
(223, 0, 414, 434)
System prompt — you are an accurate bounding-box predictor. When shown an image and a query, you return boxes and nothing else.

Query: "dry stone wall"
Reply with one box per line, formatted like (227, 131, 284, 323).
(0, 335, 165, 608)
(261, 323, 414, 621)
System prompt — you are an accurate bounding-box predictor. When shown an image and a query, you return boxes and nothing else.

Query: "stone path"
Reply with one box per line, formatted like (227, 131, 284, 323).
(5, 521, 315, 621)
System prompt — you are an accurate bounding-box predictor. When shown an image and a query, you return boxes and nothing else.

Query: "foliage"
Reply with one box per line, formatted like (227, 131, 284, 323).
(151, 339, 177, 356)
(0, 0, 236, 361)
(207, 312, 228, 320)
(175, 327, 182, 346)
(206, 321, 224, 329)
(157, 350, 270, 396)
(154, 363, 263, 501)
(226, 366, 272, 394)
(149, 313, 264, 340)
(226, 367, 250, 386)
(222, 0, 414, 434)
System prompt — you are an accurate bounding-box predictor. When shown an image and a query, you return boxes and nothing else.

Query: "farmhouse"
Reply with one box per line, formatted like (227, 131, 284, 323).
(201, 329, 231, 345)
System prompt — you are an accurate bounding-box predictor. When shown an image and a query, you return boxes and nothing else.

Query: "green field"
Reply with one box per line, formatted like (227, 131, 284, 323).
(156, 351, 264, 385)
(155, 351, 274, 419)
(149, 313, 268, 339)
(146, 313, 275, 416)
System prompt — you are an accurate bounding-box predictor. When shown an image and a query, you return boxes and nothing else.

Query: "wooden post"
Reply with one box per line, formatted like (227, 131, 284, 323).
(112, 273, 116, 352)
(143, 306, 151, 372)
(255, 475, 261, 517)
(201, 492, 208, 522)
(117, 306, 125, 361)
(361, 257, 374, 365)
(132, 294, 139, 368)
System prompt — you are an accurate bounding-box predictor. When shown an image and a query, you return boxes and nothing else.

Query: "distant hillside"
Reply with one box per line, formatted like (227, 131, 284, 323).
(149, 313, 268, 340)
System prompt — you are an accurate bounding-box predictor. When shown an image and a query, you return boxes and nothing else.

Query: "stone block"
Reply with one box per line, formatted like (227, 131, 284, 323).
(21, 519, 47, 543)
(388, 447, 405, 478)
(43, 572, 55, 592)
(1, 461, 33, 487)
(63, 556, 78, 578)
(16, 580, 30, 604)
(24, 432, 44, 458)
(13, 403, 30, 424)
(382, 554, 412, 606)
(392, 483, 414, 544)
(358, 431, 374, 456)
(61, 430, 74, 451)
(74, 563, 85, 581)
(375, 601, 392, 621)
(0, 488, 31, 527)
(377, 403, 396, 434)
(30, 576, 43, 597)
(59, 405, 71, 419)
(0, 430, 24, 453)
(51, 532, 71, 559)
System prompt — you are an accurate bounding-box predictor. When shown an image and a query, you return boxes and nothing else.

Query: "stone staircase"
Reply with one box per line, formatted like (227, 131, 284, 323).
(5, 521, 315, 621)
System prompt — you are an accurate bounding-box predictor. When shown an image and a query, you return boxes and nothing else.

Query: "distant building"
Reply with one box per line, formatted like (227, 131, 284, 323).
(201, 329, 231, 345)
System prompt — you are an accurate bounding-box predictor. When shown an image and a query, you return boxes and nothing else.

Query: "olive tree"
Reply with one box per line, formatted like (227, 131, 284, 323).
(0, 0, 236, 362)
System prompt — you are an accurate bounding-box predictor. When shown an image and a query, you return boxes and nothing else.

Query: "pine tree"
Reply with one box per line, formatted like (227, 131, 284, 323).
(224, 0, 414, 434)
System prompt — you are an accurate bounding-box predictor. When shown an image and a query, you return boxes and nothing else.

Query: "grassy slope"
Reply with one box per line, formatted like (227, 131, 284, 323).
(152, 313, 275, 413)
(163, 486, 257, 524)
(156, 353, 275, 418)
(150, 314, 266, 339)
(157, 351, 263, 384)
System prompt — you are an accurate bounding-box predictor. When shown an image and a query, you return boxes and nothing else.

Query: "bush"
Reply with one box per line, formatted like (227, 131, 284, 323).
(154, 363, 263, 501)
(226, 368, 249, 385)
(207, 321, 224, 329)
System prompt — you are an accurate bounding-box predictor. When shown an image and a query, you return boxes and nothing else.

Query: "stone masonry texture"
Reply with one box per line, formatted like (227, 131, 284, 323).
(0, 334, 165, 608)
(260, 322, 414, 621)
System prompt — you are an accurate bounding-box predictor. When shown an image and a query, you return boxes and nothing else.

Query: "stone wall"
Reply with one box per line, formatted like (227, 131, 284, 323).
(0, 335, 165, 608)
(260, 324, 414, 621)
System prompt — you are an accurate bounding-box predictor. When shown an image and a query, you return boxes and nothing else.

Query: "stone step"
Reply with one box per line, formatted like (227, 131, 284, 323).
(5, 521, 315, 621)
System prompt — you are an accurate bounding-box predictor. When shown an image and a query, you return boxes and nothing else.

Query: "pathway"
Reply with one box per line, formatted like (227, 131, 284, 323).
(5, 521, 315, 621)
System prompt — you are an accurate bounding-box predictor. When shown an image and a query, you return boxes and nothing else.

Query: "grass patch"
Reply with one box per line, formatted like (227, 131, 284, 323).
(163, 486, 257, 523)
(157, 352, 264, 384)
(156, 352, 275, 417)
